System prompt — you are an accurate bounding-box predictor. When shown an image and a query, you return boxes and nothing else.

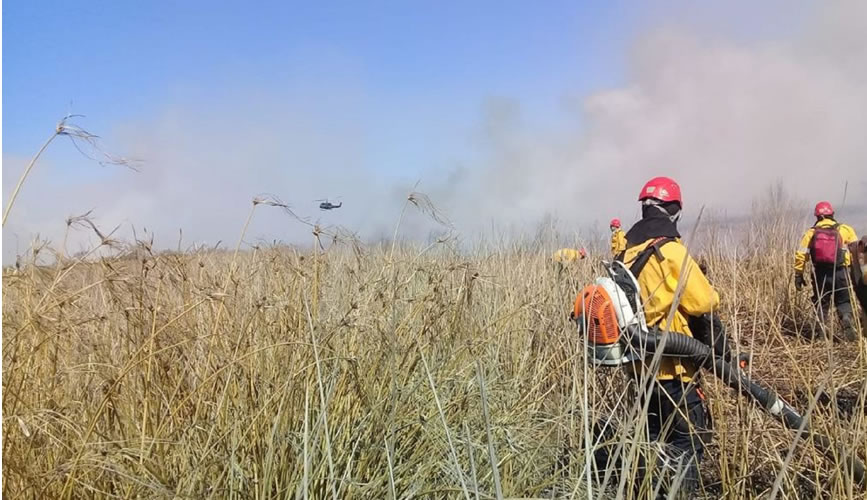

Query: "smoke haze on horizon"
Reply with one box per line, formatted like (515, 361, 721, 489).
(4, 2, 866, 263)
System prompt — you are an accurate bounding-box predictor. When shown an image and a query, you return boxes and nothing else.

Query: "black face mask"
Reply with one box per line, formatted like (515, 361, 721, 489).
(641, 201, 681, 221)
(626, 213, 681, 246)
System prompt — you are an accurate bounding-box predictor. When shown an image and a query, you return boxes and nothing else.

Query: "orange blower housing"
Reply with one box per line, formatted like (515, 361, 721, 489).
(571, 274, 642, 366)
(573, 284, 621, 345)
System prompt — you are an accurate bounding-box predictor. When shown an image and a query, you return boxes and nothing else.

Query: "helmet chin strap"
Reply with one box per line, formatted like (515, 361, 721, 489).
(657, 206, 680, 223)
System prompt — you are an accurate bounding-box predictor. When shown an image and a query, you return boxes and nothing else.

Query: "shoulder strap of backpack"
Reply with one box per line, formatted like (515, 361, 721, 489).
(629, 237, 675, 277)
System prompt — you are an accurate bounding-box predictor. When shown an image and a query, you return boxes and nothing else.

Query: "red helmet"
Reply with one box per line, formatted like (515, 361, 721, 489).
(638, 176, 682, 206)
(610, 218, 621, 228)
(814, 201, 834, 217)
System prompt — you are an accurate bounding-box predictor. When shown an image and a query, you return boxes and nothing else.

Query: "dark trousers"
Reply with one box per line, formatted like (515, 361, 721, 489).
(812, 267, 853, 323)
(644, 378, 711, 497)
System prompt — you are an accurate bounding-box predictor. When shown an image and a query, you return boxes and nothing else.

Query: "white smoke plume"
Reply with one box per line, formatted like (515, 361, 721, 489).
(441, 1, 867, 232)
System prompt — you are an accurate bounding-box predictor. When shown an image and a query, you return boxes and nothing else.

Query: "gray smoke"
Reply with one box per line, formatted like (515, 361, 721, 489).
(437, 1, 867, 234)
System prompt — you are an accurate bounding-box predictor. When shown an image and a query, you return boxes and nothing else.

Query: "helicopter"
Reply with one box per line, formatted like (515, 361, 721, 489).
(316, 198, 343, 211)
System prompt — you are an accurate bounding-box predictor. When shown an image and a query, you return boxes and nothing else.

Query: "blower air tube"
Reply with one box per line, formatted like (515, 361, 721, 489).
(629, 328, 866, 487)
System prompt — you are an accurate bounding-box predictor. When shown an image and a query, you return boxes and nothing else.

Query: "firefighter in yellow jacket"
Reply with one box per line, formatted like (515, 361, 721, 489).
(619, 176, 736, 496)
(552, 247, 586, 275)
(610, 218, 627, 256)
(794, 201, 859, 340)
(553, 247, 586, 264)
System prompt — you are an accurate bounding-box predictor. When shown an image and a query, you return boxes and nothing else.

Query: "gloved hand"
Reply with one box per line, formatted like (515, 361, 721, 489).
(794, 273, 806, 290)
(688, 313, 736, 365)
(734, 352, 751, 370)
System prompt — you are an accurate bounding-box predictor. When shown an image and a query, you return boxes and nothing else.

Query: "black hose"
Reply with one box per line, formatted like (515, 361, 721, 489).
(629, 328, 866, 487)
(626, 326, 713, 358)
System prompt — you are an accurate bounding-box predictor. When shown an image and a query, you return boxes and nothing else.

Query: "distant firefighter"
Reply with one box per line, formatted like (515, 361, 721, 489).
(610, 218, 627, 256)
(794, 201, 860, 340)
(553, 247, 587, 264)
(553, 248, 587, 274)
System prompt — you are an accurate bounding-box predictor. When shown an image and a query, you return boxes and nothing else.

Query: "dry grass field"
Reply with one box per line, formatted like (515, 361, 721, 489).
(2, 202, 866, 499)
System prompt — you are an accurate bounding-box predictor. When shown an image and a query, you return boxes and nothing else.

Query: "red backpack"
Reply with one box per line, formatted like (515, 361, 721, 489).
(809, 223, 844, 266)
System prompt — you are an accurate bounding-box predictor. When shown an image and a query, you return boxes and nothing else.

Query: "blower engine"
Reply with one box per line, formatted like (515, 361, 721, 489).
(571, 260, 646, 366)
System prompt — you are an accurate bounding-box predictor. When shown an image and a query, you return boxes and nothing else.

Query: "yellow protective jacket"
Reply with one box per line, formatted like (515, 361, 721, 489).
(794, 219, 857, 273)
(623, 238, 720, 382)
(553, 248, 585, 263)
(610, 229, 627, 256)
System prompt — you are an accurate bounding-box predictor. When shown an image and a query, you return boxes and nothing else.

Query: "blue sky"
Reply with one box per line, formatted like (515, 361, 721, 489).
(4, 1, 646, 162)
(3, 0, 657, 257)
(4, 1, 813, 178)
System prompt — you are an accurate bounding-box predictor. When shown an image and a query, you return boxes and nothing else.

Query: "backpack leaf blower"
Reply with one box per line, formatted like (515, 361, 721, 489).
(572, 260, 866, 487)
